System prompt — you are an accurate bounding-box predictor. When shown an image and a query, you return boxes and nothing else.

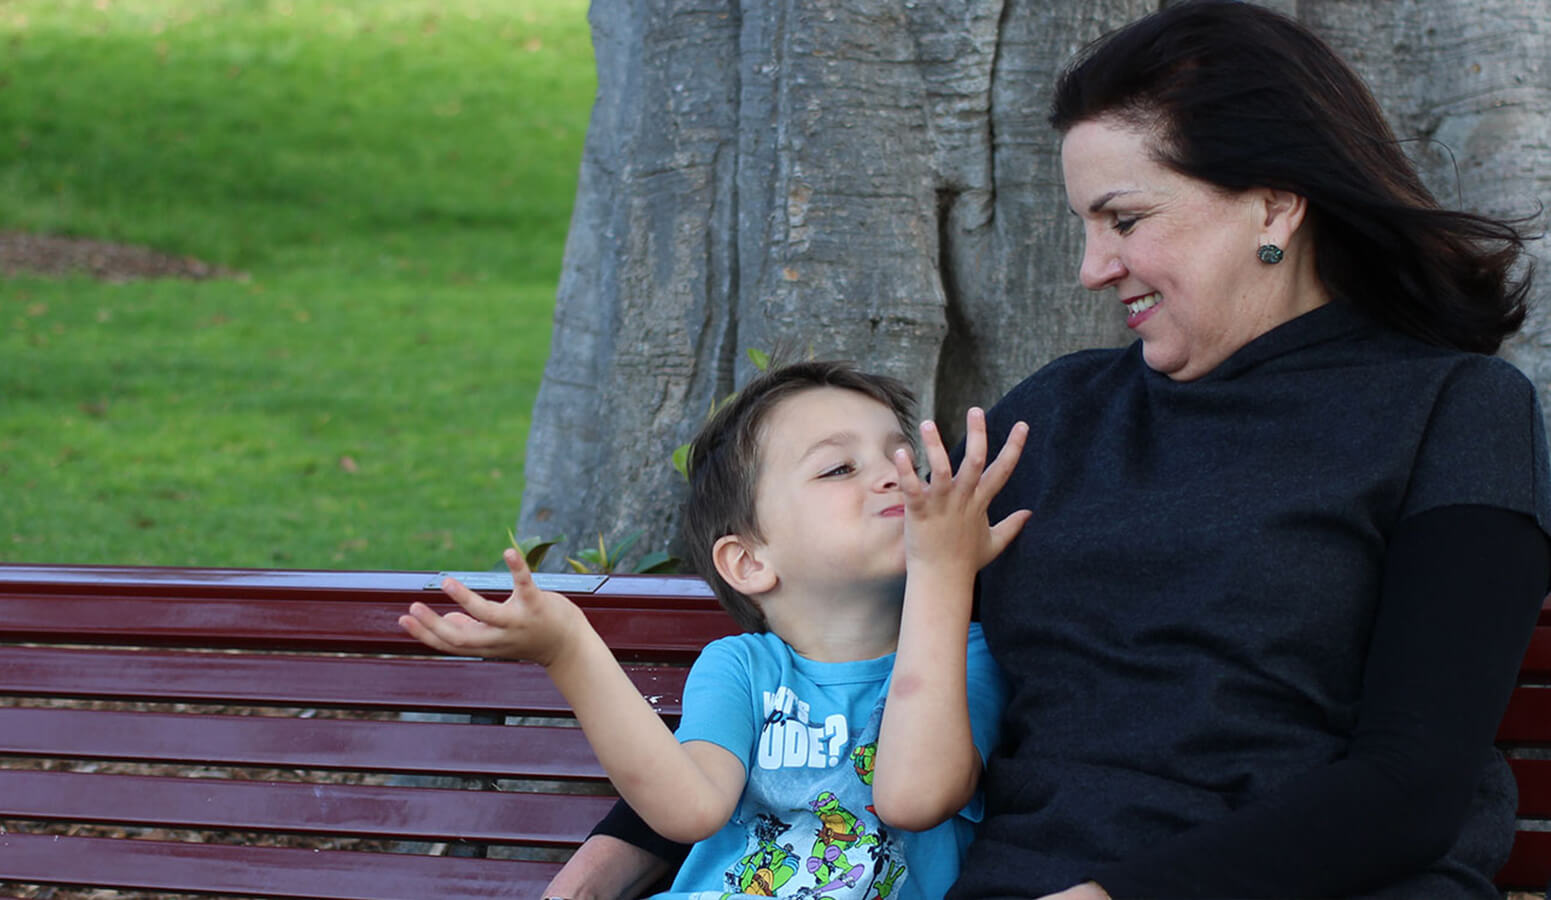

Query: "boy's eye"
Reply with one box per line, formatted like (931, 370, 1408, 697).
(819, 462, 855, 478)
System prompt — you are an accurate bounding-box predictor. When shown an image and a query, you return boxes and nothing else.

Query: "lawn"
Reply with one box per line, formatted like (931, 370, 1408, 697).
(0, 0, 593, 570)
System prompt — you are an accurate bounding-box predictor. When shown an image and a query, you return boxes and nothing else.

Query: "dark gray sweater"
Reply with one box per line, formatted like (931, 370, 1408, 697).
(953, 301, 1551, 899)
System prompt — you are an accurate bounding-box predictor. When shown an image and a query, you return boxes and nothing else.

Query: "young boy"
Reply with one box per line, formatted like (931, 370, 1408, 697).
(399, 361, 1029, 899)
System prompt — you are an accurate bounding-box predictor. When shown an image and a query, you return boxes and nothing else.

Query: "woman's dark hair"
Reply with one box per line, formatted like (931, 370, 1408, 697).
(681, 360, 917, 632)
(1049, 0, 1533, 354)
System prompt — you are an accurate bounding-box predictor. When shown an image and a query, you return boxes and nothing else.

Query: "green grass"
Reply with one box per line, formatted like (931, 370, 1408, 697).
(0, 0, 592, 569)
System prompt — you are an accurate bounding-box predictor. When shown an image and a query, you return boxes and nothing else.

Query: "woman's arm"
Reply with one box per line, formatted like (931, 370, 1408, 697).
(543, 834, 675, 900)
(1081, 504, 1548, 898)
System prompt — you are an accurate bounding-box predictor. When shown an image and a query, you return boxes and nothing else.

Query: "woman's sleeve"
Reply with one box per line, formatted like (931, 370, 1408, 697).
(587, 798, 693, 866)
(1088, 504, 1549, 898)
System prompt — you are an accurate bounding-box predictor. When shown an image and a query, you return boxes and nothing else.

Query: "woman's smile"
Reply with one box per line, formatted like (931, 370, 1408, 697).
(1122, 291, 1161, 326)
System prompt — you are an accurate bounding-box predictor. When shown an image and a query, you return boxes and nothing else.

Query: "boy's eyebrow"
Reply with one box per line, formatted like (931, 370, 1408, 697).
(796, 433, 858, 463)
(795, 429, 911, 464)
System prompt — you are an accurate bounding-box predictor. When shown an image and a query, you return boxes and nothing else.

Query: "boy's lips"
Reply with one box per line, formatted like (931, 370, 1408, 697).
(879, 504, 905, 518)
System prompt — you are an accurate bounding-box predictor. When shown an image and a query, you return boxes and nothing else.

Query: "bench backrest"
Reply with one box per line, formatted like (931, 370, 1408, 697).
(1, 564, 1548, 896)
(1500, 600, 1551, 891)
(0, 563, 735, 899)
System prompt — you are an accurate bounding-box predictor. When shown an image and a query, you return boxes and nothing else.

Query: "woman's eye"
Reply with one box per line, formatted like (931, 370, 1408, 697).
(1113, 216, 1138, 235)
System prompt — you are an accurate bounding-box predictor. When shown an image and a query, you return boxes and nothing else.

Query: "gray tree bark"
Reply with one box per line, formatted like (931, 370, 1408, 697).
(1297, 0, 1551, 405)
(518, 0, 1551, 566)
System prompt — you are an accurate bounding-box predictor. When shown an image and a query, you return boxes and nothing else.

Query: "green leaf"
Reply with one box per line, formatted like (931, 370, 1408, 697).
(611, 529, 644, 562)
(672, 443, 691, 481)
(746, 347, 770, 371)
(568, 537, 613, 573)
(710, 391, 738, 416)
(524, 538, 563, 569)
(509, 529, 565, 569)
(634, 551, 682, 574)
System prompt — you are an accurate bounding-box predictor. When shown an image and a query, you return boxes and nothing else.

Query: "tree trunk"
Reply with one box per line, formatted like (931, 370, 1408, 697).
(519, 0, 1551, 566)
(1297, 0, 1551, 409)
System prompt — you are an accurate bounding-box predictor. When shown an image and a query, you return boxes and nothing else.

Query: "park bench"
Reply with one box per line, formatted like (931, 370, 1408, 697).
(0, 563, 1548, 898)
(0, 562, 736, 898)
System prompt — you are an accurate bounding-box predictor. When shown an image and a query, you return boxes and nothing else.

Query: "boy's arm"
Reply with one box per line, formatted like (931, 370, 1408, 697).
(873, 409, 1028, 831)
(399, 549, 745, 843)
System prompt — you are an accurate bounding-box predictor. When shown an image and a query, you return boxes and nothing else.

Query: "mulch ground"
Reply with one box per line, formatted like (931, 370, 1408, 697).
(0, 232, 240, 282)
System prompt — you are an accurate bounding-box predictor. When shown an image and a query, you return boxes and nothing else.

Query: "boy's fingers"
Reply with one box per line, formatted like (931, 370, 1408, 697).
(894, 446, 924, 496)
(987, 509, 1033, 556)
(503, 546, 528, 576)
(398, 612, 461, 655)
(958, 408, 988, 480)
(405, 600, 480, 645)
(503, 547, 554, 607)
(920, 420, 955, 487)
(978, 421, 1029, 497)
(441, 576, 504, 622)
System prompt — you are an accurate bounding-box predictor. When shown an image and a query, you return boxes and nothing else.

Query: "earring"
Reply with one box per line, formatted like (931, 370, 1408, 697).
(1257, 244, 1284, 265)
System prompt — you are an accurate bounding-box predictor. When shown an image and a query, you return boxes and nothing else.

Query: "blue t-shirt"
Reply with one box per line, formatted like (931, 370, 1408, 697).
(651, 623, 1005, 900)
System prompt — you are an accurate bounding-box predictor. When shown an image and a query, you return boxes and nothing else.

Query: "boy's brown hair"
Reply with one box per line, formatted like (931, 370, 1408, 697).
(681, 360, 917, 632)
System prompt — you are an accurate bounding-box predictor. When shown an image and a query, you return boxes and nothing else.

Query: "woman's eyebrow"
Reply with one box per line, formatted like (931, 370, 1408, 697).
(1088, 189, 1141, 214)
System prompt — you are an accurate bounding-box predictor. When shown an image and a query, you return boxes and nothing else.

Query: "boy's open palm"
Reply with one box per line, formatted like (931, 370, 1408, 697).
(894, 407, 1031, 575)
(398, 548, 584, 668)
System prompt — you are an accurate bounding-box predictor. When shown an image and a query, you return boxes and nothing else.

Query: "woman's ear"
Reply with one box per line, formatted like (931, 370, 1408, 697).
(1260, 188, 1309, 244)
(712, 534, 778, 597)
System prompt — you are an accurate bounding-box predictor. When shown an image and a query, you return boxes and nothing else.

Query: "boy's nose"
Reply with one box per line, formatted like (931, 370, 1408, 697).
(872, 458, 902, 491)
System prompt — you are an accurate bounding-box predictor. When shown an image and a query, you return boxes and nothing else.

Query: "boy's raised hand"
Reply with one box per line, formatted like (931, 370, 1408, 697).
(893, 407, 1031, 575)
(398, 547, 586, 668)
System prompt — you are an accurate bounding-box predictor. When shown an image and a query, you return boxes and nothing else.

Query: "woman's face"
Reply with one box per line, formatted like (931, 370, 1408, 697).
(1060, 116, 1322, 381)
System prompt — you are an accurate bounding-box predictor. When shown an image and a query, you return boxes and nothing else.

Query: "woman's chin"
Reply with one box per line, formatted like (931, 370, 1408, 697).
(1141, 343, 1191, 380)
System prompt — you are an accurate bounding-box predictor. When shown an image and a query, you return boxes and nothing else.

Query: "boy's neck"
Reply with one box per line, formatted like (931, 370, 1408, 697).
(760, 578, 904, 663)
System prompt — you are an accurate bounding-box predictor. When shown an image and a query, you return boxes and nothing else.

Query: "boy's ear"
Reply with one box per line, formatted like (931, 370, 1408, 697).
(712, 534, 777, 596)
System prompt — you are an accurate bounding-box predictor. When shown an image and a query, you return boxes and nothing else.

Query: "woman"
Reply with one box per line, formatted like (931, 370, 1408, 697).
(550, 2, 1551, 897)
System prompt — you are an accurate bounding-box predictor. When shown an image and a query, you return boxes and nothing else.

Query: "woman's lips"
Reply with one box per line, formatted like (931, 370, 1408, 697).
(1123, 291, 1161, 327)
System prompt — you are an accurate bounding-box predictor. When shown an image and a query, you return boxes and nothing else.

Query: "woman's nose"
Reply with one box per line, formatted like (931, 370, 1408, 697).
(1079, 234, 1125, 291)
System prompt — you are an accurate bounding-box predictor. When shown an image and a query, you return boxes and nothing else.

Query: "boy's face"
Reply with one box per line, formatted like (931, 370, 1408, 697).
(749, 387, 914, 593)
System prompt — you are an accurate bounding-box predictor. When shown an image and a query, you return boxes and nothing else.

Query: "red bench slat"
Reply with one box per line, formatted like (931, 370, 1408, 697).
(0, 645, 686, 716)
(1498, 685, 1551, 743)
(0, 593, 737, 658)
(0, 832, 559, 900)
(1521, 625, 1551, 679)
(0, 706, 607, 779)
(0, 769, 614, 845)
(1497, 828, 1551, 892)
(1508, 757, 1551, 818)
